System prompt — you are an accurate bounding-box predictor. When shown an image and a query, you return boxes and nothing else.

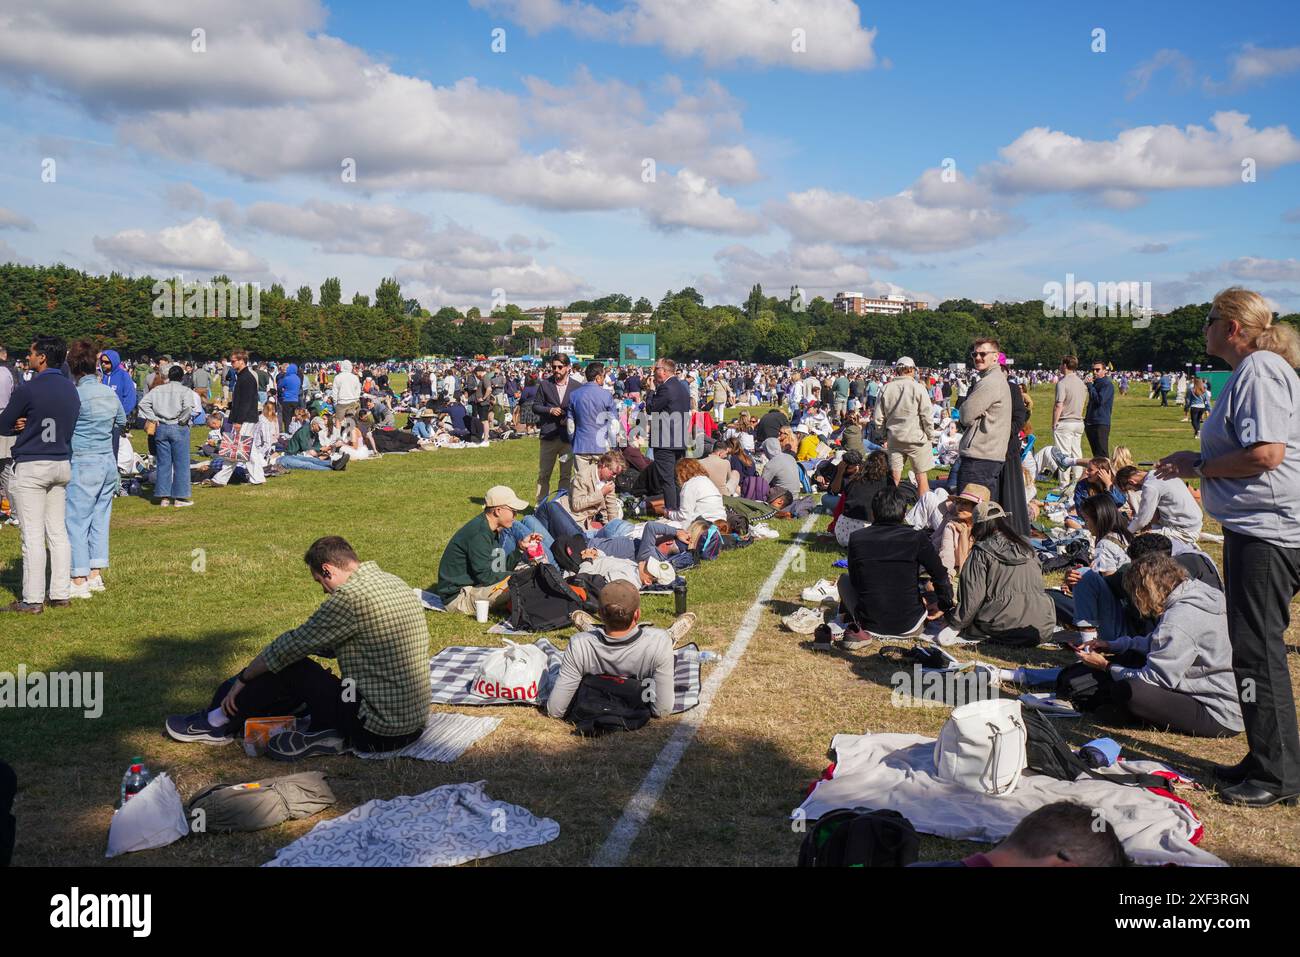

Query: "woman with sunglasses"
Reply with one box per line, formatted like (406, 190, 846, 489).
(1155, 287, 1300, 807)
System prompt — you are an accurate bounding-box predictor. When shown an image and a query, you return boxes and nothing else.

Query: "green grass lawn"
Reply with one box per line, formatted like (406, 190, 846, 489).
(0, 384, 1296, 866)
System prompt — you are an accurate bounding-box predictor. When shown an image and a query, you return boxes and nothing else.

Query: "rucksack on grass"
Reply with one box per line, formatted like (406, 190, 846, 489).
(797, 808, 920, 867)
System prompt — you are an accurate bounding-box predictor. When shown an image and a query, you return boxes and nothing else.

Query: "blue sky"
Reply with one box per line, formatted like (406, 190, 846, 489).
(0, 0, 1297, 313)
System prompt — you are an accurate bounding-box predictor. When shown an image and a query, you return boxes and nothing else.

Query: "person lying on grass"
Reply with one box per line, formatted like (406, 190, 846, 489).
(166, 536, 431, 760)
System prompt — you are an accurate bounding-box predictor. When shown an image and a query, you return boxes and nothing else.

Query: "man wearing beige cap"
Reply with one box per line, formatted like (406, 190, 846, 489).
(434, 485, 546, 615)
(873, 356, 934, 498)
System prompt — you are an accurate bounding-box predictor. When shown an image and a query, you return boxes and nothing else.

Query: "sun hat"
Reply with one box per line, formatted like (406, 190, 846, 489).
(953, 483, 991, 506)
(895, 356, 916, 368)
(645, 557, 677, 586)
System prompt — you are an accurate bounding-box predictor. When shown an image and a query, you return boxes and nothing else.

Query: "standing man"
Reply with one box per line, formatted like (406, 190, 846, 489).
(645, 357, 692, 511)
(0, 336, 81, 614)
(873, 356, 934, 497)
(569, 361, 620, 492)
(1158, 370, 1172, 406)
(212, 350, 265, 486)
(277, 363, 301, 433)
(957, 338, 1012, 495)
(1084, 361, 1114, 458)
(832, 371, 850, 422)
(533, 353, 575, 502)
(0, 347, 16, 516)
(331, 360, 361, 420)
(1052, 355, 1087, 492)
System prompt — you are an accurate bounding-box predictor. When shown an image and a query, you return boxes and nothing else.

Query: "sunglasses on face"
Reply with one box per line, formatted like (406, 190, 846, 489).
(971, 351, 995, 359)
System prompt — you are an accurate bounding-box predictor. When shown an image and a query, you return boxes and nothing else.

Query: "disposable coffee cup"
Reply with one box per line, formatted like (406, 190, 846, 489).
(474, 599, 490, 623)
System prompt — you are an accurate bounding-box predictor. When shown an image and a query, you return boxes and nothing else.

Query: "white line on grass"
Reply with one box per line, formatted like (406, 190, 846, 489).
(590, 512, 820, 867)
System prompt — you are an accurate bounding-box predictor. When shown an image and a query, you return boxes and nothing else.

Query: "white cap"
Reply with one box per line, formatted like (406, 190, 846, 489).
(645, 557, 676, 586)
(895, 356, 916, 369)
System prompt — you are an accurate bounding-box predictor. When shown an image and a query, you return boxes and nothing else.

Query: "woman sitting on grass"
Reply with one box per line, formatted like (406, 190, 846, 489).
(1072, 554, 1243, 738)
(947, 500, 1057, 647)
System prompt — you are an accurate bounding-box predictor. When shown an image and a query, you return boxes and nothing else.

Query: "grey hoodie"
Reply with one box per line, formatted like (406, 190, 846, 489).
(1108, 579, 1243, 732)
(545, 625, 675, 719)
(949, 531, 1056, 642)
(760, 437, 802, 496)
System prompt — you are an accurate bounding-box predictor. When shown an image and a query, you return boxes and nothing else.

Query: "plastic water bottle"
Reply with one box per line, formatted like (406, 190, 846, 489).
(120, 758, 151, 807)
(698, 650, 719, 663)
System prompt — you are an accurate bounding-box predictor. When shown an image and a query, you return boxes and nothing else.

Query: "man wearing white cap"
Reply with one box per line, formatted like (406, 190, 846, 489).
(434, 485, 546, 615)
(873, 356, 934, 498)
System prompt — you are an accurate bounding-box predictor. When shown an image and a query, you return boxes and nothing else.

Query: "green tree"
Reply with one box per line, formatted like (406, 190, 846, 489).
(296, 285, 313, 305)
(319, 277, 342, 307)
(375, 277, 402, 315)
(543, 306, 559, 340)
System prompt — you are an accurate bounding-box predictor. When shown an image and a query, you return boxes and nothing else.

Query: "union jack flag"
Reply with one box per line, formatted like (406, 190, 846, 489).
(218, 432, 252, 462)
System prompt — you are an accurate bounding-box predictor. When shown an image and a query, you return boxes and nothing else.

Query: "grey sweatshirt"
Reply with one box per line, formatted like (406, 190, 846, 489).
(1108, 579, 1243, 732)
(546, 625, 675, 719)
(958, 366, 1011, 462)
(760, 438, 802, 496)
(1128, 475, 1203, 542)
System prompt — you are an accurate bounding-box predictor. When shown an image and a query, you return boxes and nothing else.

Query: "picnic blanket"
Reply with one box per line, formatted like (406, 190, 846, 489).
(429, 637, 702, 713)
(264, 781, 559, 867)
(794, 732, 1222, 867)
(354, 713, 501, 762)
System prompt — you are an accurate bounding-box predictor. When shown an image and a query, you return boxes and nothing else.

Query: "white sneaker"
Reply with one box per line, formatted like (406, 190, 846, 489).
(172, 499, 194, 508)
(749, 522, 779, 540)
(801, 578, 839, 604)
(87, 577, 106, 592)
(667, 612, 697, 643)
(69, 581, 94, 599)
(782, 607, 824, 634)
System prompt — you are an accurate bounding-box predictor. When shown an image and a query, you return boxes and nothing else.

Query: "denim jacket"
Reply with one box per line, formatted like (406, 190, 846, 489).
(73, 374, 127, 457)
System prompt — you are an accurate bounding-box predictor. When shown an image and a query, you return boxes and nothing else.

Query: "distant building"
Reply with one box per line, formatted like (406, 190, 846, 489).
(832, 292, 927, 316)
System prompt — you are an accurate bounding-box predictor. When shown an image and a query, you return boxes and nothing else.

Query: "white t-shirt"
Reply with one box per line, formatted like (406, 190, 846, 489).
(1199, 349, 1300, 546)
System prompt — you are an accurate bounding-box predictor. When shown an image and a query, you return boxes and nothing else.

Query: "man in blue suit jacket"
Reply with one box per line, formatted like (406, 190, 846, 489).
(645, 357, 692, 510)
(568, 361, 620, 493)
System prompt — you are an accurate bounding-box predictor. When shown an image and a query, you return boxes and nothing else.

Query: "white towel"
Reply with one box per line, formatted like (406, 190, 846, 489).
(354, 713, 501, 762)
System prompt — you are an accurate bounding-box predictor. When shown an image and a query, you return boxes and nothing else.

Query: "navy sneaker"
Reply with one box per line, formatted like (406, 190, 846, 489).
(267, 728, 349, 761)
(165, 710, 234, 745)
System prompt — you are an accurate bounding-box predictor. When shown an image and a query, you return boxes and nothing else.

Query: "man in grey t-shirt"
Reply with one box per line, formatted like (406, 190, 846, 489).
(1052, 356, 1087, 492)
(1118, 467, 1203, 545)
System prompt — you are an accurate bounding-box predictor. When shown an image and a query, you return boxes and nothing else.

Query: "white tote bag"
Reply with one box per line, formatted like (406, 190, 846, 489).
(933, 698, 1026, 796)
(470, 639, 548, 703)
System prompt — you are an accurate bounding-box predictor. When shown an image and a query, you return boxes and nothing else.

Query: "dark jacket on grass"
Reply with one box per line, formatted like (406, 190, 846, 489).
(846, 523, 954, 635)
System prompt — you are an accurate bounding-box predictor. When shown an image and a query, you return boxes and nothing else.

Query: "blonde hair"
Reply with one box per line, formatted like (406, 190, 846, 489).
(1213, 287, 1300, 367)
(1110, 446, 1134, 471)
(1123, 554, 1188, 620)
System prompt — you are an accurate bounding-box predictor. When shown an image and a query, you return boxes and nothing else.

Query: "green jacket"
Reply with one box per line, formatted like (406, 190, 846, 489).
(434, 513, 520, 601)
(949, 533, 1055, 642)
(285, 424, 317, 456)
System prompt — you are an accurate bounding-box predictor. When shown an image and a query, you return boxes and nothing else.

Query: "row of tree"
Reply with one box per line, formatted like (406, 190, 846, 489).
(2, 265, 1294, 368)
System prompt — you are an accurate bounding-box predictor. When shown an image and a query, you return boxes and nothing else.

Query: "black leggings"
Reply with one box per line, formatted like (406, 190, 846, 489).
(1190, 408, 1206, 436)
(210, 660, 421, 752)
(1102, 677, 1238, 738)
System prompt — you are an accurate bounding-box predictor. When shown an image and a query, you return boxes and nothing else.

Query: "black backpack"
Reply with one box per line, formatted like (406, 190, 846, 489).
(1040, 538, 1092, 574)
(507, 563, 600, 632)
(567, 673, 652, 737)
(1055, 661, 1113, 712)
(1022, 708, 1167, 788)
(798, 809, 920, 867)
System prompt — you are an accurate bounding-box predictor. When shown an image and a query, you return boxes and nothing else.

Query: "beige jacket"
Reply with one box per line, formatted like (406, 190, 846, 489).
(874, 375, 934, 447)
(958, 366, 1012, 462)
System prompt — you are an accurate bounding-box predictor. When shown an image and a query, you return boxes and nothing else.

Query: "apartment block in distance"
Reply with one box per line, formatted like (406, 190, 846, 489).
(832, 292, 927, 316)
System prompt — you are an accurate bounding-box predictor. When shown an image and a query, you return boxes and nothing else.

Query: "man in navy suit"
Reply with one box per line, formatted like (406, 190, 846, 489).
(568, 361, 620, 492)
(645, 358, 691, 510)
(531, 353, 576, 503)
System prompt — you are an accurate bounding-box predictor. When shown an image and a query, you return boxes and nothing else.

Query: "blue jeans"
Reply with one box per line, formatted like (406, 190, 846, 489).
(280, 455, 333, 471)
(154, 423, 192, 500)
(501, 515, 556, 564)
(66, 453, 117, 577)
(1072, 571, 1129, 642)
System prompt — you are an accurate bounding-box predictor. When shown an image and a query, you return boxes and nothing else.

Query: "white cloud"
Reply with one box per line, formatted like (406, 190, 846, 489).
(395, 260, 588, 305)
(92, 216, 266, 274)
(0, 238, 32, 265)
(696, 241, 932, 304)
(0, 206, 34, 230)
(767, 183, 1015, 252)
(1136, 242, 1169, 254)
(1222, 44, 1300, 90)
(987, 112, 1300, 198)
(164, 182, 206, 211)
(1125, 49, 1195, 100)
(470, 0, 879, 71)
(1223, 257, 1300, 283)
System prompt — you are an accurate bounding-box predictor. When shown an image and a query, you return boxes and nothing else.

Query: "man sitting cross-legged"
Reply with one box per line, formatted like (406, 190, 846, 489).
(546, 580, 676, 721)
(165, 536, 431, 759)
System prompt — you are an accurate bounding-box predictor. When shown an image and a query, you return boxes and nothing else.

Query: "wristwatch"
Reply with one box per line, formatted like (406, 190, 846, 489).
(1192, 456, 1205, 479)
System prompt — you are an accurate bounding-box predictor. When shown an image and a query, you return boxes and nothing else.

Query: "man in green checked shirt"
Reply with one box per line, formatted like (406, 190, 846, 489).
(166, 536, 431, 759)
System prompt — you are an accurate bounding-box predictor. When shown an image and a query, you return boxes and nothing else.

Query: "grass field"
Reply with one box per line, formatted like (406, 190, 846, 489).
(1, 383, 1297, 867)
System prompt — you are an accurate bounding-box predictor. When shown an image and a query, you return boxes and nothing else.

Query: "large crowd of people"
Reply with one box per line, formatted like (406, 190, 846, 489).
(1, 284, 1297, 872)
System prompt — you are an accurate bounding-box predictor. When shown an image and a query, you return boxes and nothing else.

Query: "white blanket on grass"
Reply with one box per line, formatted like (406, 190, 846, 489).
(264, 781, 559, 867)
(794, 732, 1223, 867)
(354, 713, 501, 762)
